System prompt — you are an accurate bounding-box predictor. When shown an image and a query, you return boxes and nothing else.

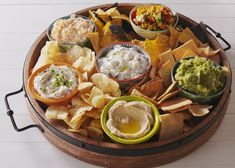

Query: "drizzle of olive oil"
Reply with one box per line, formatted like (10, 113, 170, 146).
(116, 117, 141, 134)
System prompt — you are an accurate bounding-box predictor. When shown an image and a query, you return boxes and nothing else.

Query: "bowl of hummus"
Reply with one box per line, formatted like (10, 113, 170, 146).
(172, 56, 227, 104)
(27, 63, 79, 105)
(101, 96, 160, 144)
(96, 43, 151, 88)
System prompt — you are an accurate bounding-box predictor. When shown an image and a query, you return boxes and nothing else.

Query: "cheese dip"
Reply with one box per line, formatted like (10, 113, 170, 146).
(51, 15, 95, 45)
(98, 45, 149, 80)
(33, 64, 78, 99)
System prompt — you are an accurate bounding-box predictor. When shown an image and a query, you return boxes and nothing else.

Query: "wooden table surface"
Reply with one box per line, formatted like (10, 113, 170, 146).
(0, 0, 234, 167)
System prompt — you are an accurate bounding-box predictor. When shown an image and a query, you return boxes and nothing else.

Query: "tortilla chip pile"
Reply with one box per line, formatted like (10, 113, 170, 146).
(32, 6, 222, 141)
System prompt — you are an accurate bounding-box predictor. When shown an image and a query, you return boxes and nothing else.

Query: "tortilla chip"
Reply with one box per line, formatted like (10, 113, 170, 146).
(149, 66, 158, 79)
(158, 60, 173, 87)
(130, 89, 158, 106)
(88, 32, 100, 53)
(188, 104, 213, 117)
(89, 10, 104, 34)
(157, 81, 177, 100)
(172, 39, 198, 61)
(144, 34, 170, 65)
(95, 9, 110, 23)
(178, 27, 202, 46)
(141, 79, 165, 97)
(158, 49, 176, 66)
(159, 113, 184, 140)
(131, 39, 145, 48)
(207, 54, 221, 64)
(169, 27, 180, 49)
(100, 21, 121, 48)
(168, 105, 191, 113)
(181, 49, 198, 59)
(160, 97, 193, 112)
(158, 89, 181, 105)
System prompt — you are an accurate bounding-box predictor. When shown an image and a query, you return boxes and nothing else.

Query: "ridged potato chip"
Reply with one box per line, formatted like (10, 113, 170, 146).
(78, 82, 93, 93)
(85, 126, 104, 141)
(89, 119, 102, 129)
(45, 105, 68, 120)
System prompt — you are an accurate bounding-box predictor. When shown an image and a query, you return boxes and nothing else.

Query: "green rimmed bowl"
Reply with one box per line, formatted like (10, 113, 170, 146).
(101, 96, 160, 144)
(171, 57, 227, 104)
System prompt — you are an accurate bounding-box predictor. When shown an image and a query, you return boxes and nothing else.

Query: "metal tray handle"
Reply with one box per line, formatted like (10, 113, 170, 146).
(205, 24, 231, 51)
(4, 86, 43, 132)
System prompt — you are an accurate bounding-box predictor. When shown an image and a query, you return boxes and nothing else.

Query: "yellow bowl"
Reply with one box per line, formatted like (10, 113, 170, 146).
(101, 96, 160, 144)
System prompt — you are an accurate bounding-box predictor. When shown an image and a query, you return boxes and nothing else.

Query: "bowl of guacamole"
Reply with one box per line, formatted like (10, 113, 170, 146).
(171, 56, 227, 104)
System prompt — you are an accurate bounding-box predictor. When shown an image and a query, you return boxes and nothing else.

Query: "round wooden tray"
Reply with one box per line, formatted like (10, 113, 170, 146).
(19, 3, 232, 168)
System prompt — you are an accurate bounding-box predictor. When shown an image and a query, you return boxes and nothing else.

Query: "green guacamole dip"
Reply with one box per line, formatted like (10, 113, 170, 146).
(175, 56, 226, 96)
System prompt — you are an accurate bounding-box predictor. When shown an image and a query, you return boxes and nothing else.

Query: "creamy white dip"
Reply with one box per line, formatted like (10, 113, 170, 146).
(98, 45, 149, 80)
(51, 15, 94, 45)
(33, 64, 78, 99)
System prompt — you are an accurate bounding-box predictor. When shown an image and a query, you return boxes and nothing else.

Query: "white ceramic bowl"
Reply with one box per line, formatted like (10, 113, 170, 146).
(129, 4, 179, 39)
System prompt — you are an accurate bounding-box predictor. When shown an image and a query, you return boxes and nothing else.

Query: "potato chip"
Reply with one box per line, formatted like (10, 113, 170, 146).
(79, 71, 88, 83)
(78, 82, 93, 93)
(71, 106, 93, 120)
(68, 128, 88, 137)
(67, 45, 84, 64)
(88, 32, 100, 53)
(80, 93, 92, 105)
(33, 41, 66, 72)
(89, 119, 102, 129)
(91, 73, 120, 95)
(45, 105, 68, 120)
(89, 86, 104, 100)
(141, 79, 164, 97)
(91, 95, 107, 108)
(85, 126, 104, 141)
(111, 89, 121, 97)
(172, 39, 198, 61)
(159, 113, 184, 140)
(85, 108, 101, 119)
(160, 97, 193, 112)
(71, 96, 90, 107)
(70, 112, 86, 129)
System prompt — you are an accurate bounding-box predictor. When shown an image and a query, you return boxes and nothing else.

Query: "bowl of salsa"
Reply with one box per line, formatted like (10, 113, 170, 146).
(129, 4, 178, 39)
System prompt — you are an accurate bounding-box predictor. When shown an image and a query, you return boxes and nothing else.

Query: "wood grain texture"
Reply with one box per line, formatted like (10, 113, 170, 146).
(0, 1, 235, 168)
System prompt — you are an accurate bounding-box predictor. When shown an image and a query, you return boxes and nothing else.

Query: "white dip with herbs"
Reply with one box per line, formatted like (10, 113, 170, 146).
(33, 64, 78, 99)
(98, 45, 149, 80)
